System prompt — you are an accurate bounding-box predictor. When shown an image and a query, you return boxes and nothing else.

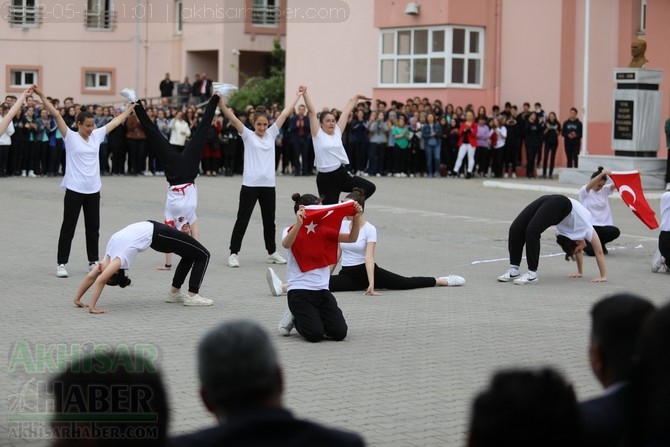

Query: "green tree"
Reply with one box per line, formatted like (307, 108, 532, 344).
(227, 39, 285, 110)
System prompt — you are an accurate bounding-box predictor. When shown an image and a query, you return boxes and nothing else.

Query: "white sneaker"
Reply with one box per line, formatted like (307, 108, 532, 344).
(212, 82, 238, 97)
(228, 253, 240, 268)
(56, 264, 68, 278)
(652, 249, 666, 273)
(165, 289, 187, 303)
(503, 172, 509, 178)
(497, 269, 520, 282)
(143, 170, 153, 177)
(278, 309, 295, 336)
(512, 173, 517, 178)
(183, 293, 213, 306)
(440, 275, 465, 286)
(266, 267, 284, 296)
(87, 261, 99, 273)
(267, 252, 287, 264)
(21, 170, 27, 177)
(120, 88, 137, 102)
(513, 272, 539, 285)
(28, 170, 37, 178)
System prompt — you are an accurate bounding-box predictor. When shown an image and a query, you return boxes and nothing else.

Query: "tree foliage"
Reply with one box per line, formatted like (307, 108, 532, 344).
(227, 39, 285, 111)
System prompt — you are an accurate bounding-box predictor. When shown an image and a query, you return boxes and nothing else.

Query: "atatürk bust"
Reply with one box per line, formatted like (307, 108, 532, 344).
(628, 38, 649, 68)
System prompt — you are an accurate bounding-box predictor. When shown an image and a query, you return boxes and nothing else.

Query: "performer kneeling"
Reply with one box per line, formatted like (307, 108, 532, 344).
(73, 220, 212, 314)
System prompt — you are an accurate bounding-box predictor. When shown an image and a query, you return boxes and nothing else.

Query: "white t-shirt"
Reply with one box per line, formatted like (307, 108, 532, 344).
(340, 220, 376, 267)
(164, 183, 197, 230)
(660, 191, 670, 232)
(241, 124, 279, 187)
(61, 127, 106, 193)
(283, 227, 331, 291)
(313, 127, 349, 173)
(556, 198, 595, 242)
(579, 183, 615, 226)
(105, 221, 154, 270)
(0, 117, 15, 144)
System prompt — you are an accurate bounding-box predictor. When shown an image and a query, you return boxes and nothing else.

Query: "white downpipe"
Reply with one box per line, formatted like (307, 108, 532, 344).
(582, 0, 590, 155)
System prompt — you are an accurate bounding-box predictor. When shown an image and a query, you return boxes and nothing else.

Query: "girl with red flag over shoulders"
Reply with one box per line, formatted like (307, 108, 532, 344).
(276, 193, 362, 342)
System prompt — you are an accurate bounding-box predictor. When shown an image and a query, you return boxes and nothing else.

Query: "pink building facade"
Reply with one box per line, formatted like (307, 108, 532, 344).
(285, 0, 670, 165)
(2, 0, 285, 104)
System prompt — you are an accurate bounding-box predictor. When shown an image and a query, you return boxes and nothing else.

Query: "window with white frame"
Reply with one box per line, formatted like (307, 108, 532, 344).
(9, 0, 39, 27)
(379, 26, 484, 87)
(86, 0, 114, 29)
(175, 0, 183, 34)
(10, 69, 38, 88)
(85, 71, 112, 90)
(251, 0, 278, 26)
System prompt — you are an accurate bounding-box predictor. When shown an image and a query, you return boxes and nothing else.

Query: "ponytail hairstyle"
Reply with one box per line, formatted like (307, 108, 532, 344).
(556, 235, 578, 261)
(291, 193, 321, 213)
(106, 269, 132, 288)
(591, 166, 607, 181)
(343, 187, 366, 210)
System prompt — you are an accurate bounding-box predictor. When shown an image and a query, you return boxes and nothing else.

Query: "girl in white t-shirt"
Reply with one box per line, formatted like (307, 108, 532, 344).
(301, 86, 376, 205)
(579, 166, 621, 256)
(330, 189, 465, 294)
(497, 194, 607, 285)
(277, 193, 363, 342)
(220, 88, 303, 268)
(73, 220, 212, 314)
(34, 86, 136, 279)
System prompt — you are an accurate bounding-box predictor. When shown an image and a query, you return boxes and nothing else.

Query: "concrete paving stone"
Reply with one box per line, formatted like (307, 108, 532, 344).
(2, 175, 669, 446)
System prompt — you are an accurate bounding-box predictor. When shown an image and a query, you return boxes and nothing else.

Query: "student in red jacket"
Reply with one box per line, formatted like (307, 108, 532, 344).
(450, 110, 478, 178)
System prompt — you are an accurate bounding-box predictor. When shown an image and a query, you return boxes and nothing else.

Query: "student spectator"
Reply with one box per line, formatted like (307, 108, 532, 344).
(580, 293, 656, 447)
(523, 112, 544, 179)
(422, 112, 442, 178)
(170, 319, 365, 446)
(541, 112, 561, 179)
(451, 110, 477, 178)
(368, 110, 388, 177)
(562, 107, 583, 168)
(626, 302, 670, 446)
(467, 368, 582, 447)
(51, 349, 169, 447)
(488, 117, 507, 178)
(474, 115, 490, 178)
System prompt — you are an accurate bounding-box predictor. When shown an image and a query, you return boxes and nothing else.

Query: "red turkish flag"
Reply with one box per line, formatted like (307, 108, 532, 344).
(609, 170, 659, 229)
(289, 201, 356, 272)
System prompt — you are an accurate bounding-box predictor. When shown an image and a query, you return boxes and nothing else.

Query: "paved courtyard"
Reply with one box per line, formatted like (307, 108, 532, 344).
(2, 172, 668, 446)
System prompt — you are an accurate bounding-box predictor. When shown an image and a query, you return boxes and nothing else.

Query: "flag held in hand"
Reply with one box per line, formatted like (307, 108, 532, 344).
(290, 201, 356, 272)
(610, 170, 659, 229)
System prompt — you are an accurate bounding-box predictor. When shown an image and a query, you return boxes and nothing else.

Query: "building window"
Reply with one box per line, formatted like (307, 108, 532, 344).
(9, 0, 39, 27)
(85, 72, 112, 90)
(640, 0, 646, 31)
(10, 69, 38, 88)
(251, 0, 278, 26)
(175, 0, 183, 34)
(379, 26, 484, 87)
(86, 0, 115, 30)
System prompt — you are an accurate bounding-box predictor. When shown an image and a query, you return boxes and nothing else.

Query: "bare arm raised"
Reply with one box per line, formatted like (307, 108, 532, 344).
(274, 86, 305, 129)
(0, 87, 32, 136)
(302, 87, 321, 138)
(33, 85, 70, 138)
(337, 94, 372, 133)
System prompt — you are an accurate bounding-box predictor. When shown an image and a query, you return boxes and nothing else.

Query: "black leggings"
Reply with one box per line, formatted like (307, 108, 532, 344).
(316, 165, 376, 205)
(229, 186, 277, 255)
(134, 96, 219, 185)
(149, 221, 210, 294)
(57, 189, 100, 265)
(508, 195, 572, 271)
(329, 263, 436, 291)
(287, 289, 347, 342)
(660, 231, 670, 269)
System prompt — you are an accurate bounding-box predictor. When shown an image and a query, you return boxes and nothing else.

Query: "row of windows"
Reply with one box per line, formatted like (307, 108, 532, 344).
(7, 0, 278, 30)
(379, 26, 484, 88)
(10, 68, 112, 91)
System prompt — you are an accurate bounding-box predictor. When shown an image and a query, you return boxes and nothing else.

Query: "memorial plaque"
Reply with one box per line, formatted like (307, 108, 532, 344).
(614, 100, 634, 140)
(616, 72, 636, 80)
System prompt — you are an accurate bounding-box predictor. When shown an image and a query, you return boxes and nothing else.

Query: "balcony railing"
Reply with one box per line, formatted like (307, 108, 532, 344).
(85, 9, 115, 30)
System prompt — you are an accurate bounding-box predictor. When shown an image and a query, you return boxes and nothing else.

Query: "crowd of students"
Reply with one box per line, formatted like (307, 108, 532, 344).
(1, 92, 584, 181)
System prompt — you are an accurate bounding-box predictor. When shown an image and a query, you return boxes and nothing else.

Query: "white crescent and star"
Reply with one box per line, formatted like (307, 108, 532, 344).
(619, 185, 637, 211)
(304, 221, 317, 233)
